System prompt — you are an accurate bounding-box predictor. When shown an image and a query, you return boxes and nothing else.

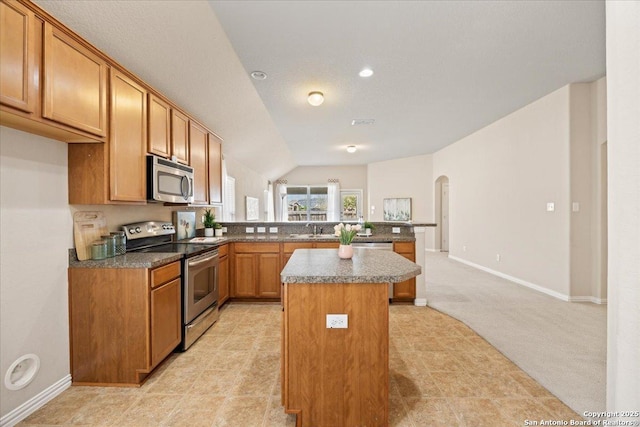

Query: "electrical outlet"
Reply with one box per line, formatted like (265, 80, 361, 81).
(546, 202, 555, 212)
(392, 227, 401, 234)
(326, 314, 348, 329)
(245, 227, 254, 233)
(221, 227, 227, 233)
(269, 227, 278, 233)
(257, 227, 266, 233)
(496, 254, 501, 261)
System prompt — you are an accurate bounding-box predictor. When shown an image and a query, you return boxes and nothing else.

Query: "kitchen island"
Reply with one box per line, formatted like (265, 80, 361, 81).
(280, 248, 421, 427)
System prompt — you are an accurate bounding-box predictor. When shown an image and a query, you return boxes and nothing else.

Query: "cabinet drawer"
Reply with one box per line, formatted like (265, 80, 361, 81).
(393, 242, 415, 254)
(283, 242, 314, 253)
(151, 261, 181, 288)
(234, 242, 280, 253)
(217, 243, 229, 257)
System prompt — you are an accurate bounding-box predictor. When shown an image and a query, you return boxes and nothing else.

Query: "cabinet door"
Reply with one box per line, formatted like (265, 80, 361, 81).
(208, 132, 222, 204)
(110, 69, 147, 202)
(0, 0, 35, 113)
(171, 109, 189, 165)
(218, 255, 229, 305)
(257, 253, 281, 298)
(189, 120, 208, 205)
(42, 22, 107, 136)
(148, 93, 170, 158)
(150, 278, 181, 367)
(233, 253, 256, 297)
(393, 253, 416, 300)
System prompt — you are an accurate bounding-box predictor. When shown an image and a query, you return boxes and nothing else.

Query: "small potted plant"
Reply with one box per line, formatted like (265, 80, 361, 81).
(214, 222, 223, 237)
(202, 209, 216, 237)
(363, 221, 375, 236)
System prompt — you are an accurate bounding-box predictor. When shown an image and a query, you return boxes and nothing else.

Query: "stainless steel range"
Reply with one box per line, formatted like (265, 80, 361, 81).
(123, 221, 219, 351)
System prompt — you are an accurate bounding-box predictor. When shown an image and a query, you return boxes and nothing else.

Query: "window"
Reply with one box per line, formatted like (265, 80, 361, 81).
(286, 186, 328, 221)
(340, 189, 363, 221)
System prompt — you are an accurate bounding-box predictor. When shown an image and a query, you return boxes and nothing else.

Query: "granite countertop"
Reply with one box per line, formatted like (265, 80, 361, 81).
(280, 248, 421, 284)
(68, 233, 415, 268)
(68, 250, 182, 269)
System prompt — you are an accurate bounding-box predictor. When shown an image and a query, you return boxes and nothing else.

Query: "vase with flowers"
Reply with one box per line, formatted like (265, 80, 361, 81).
(334, 223, 361, 259)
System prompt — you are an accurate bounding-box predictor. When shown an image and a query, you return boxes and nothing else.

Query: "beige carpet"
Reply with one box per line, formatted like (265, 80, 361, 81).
(424, 252, 607, 415)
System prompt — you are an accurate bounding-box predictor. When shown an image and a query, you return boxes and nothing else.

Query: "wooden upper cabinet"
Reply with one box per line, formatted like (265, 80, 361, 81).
(171, 109, 189, 165)
(42, 22, 108, 137)
(110, 69, 147, 202)
(189, 120, 208, 205)
(0, 0, 36, 113)
(147, 93, 170, 158)
(208, 132, 222, 204)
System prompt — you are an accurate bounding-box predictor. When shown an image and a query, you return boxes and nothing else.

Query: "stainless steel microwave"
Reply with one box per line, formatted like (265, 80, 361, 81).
(147, 155, 194, 203)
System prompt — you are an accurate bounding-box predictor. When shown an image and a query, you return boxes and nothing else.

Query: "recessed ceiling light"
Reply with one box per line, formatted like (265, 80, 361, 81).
(359, 68, 374, 77)
(307, 91, 324, 106)
(346, 145, 357, 153)
(250, 71, 267, 80)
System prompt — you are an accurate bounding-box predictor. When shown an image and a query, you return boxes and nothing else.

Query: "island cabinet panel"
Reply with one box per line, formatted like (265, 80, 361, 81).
(393, 242, 416, 301)
(283, 282, 389, 426)
(218, 244, 230, 306)
(109, 69, 147, 202)
(189, 120, 209, 205)
(69, 261, 181, 386)
(0, 0, 36, 113)
(42, 22, 107, 137)
(231, 242, 281, 299)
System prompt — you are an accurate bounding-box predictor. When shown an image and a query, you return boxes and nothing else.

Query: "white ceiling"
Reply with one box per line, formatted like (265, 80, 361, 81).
(34, 1, 605, 179)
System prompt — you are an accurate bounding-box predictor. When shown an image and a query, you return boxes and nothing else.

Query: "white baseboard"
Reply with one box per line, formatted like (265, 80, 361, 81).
(447, 255, 571, 302)
(569, 296, 608, 304)
(414, 298, 427, 306)
(424, 248, 439, 252)
(0, 374, 71, 427)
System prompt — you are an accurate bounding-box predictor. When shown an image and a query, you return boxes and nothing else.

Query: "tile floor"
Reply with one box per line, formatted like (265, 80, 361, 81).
(18, 303, 581, 427)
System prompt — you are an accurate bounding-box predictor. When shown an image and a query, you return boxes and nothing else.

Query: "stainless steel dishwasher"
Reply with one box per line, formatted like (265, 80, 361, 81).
(352, 241, 394, 298)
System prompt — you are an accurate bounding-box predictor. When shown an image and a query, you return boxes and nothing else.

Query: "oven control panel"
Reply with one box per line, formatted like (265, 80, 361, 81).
(122, 221, 175, 240)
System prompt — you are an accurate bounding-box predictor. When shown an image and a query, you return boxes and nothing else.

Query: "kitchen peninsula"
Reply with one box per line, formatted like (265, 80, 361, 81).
(280, 248, 421, 427)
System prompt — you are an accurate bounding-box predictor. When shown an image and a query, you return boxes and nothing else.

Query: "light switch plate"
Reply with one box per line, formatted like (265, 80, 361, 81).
(572, 202, 580, 212)
(546, 202, 555, 212)
(392, 227, 401, 234)
(245, 227, 254, 233)
(269, 227, 278, 233)
(257, 227, 266, 233)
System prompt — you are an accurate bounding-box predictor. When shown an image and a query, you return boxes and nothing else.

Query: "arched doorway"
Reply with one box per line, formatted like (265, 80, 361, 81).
(434, 176, 450, 252)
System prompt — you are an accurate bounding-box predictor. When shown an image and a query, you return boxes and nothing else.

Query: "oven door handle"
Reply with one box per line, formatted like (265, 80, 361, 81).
(188, 254, 218, 267)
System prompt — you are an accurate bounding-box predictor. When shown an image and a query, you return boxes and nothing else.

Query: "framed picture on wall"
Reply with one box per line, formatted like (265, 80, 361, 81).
(246, 196, 259, 221)
(383, 198, 412, 221)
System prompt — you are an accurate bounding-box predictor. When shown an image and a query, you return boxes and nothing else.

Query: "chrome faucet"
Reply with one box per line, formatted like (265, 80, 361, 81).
(306, 223, 317, 235)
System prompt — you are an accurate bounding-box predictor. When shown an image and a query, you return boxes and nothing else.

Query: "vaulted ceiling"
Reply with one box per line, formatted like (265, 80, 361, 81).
(34, 1, 605, 180)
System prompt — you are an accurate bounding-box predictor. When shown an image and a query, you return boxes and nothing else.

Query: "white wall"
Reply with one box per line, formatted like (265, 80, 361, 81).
(433, 87, 572, 296)
(367, 154, 434, 223)
(224, 155, 269, 221)
(605, 0, 640, 413)
(0, 127, 72, 417)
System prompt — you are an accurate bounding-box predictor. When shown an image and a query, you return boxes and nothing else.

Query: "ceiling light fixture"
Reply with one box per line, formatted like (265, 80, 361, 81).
(307, 91, 324, 106)
(359, 68, 374, 77)
(346, 145, 357, 153)
(250, 71, 267, 80)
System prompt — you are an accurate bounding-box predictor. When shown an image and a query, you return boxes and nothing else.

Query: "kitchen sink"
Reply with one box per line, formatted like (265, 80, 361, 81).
(288, 233, 336, 239)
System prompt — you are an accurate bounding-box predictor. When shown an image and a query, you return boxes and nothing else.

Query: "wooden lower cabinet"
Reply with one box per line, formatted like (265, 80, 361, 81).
(218, 244, 229, 306)
(282, 282, 389, 425)
(69, 261, 181, 386)
(393, 242, 416, 301)
(231, 242, 281, 299)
